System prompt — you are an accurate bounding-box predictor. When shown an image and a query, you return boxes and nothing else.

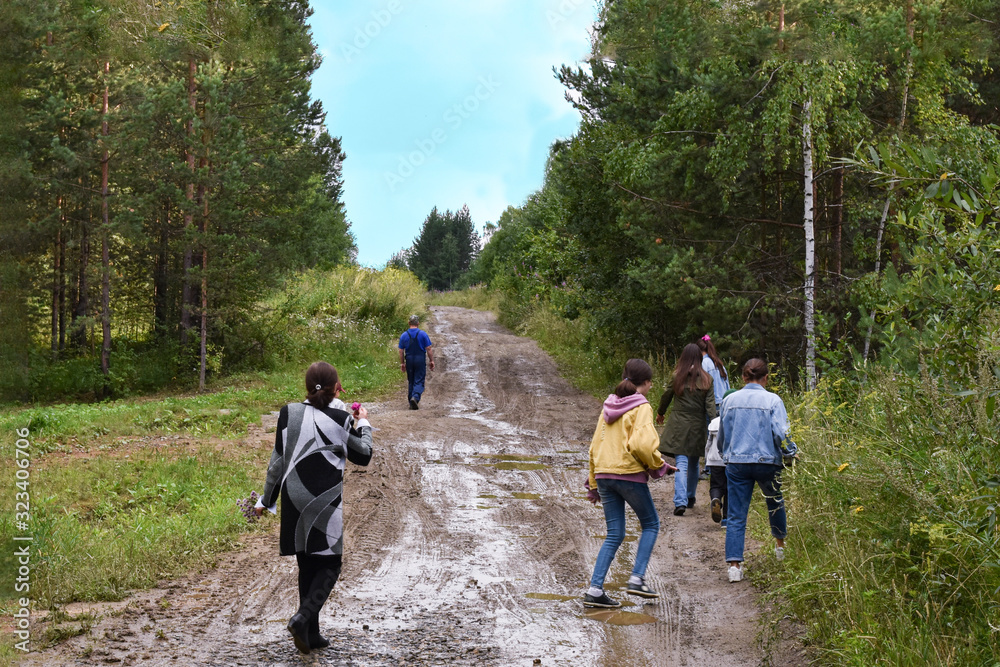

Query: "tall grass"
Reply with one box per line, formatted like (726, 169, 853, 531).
(760, 370, 1000, 666)
(0, 267, 425, 449)
(426, 285, 501, 312)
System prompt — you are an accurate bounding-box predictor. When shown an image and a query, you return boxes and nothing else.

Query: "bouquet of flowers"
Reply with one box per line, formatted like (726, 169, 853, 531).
(236, 490, 260, 524)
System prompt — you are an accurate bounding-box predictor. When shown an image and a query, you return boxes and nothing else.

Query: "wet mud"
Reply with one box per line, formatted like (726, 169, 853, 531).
(22, 307, 806, 666)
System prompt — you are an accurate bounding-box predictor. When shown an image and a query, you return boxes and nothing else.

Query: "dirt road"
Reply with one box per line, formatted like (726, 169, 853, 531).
(24, 307, 803, 666)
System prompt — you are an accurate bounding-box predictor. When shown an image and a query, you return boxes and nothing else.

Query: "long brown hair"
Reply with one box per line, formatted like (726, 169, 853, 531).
(614, 359, 653, 398)
(696, 336, 728, 381)
(672, 343, 711, 396)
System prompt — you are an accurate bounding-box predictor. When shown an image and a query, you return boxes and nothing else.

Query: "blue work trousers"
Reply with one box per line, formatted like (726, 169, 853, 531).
(405, 355, 426, 403)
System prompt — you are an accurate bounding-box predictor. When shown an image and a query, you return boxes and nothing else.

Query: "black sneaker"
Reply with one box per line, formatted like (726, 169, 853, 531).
(673, 506, 685, 516)
(582, 592, 621, 608)
(711, 498, 723, 524)
(626, 581, 659, 598)
(409, 398, 418, 410)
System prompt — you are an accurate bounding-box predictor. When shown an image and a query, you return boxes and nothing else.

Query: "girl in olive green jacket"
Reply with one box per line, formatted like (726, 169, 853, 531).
(656, 344, 718, 515)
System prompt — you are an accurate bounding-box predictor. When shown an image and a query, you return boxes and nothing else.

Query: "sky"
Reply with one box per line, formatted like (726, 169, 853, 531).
(307, 1, 598, 267)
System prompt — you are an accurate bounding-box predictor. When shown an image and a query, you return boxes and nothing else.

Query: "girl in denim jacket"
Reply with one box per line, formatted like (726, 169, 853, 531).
(717, 358, 797, 583)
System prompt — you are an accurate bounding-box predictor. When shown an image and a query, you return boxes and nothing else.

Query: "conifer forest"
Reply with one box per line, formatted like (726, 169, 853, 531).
(3, 1, 1000, 665)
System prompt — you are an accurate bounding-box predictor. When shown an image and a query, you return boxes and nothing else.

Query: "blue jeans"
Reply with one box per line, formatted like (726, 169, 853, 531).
(725, 463, 786, 563)
(405, 355, 426, 402)
(672, 454, 700, 508)
(590, 479, 660, 589)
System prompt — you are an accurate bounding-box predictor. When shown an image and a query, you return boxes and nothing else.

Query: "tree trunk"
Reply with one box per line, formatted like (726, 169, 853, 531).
(198, 112, 209, 392)
(73, 207, 90, 349)
(51, 230, 60, 359)
(863, 0, 914, 363)
(58, 227, 66, 351)
(100, 61, 111, 382)
(154, 201, 169, 333)
(802, 99, 816, 392)
(832, 166, 843, 284)
(778, 4, 785, 52)
(181, 57, 197, 346)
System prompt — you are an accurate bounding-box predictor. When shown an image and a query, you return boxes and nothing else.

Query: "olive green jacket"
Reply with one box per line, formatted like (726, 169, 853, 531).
(656, 384, 718, 459)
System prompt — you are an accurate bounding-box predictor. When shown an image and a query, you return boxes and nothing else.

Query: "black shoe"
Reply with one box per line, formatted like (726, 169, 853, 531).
(687, 497, 696, 508)
(287, 614, 311, 654)
(711, 498, 723, 524)
(310, 634, 330, 649)
(409, 397, 418, 410)
(582, 592, 621, 608)
(626, 581, 659, 598)
(673, 506, 685, 516)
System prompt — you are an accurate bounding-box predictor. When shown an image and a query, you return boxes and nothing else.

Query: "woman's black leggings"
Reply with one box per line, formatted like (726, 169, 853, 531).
(295, 553, 342, 638)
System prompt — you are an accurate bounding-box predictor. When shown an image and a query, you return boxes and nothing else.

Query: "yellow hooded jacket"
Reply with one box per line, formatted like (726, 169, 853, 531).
(588, 399, 664, 490)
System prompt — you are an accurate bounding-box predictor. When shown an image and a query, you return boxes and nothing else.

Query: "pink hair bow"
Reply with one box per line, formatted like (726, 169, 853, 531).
(702, 334, 711, 341)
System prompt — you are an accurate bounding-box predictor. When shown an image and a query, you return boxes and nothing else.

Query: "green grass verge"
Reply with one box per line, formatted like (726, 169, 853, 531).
(0, 266, 426, 663)
(426, 285, 501, 312)
(0, 445, 268, 607)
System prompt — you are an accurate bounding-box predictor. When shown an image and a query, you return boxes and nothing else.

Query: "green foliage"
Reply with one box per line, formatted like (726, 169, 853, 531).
(768, 367, 1000, 665)
(404, 206, 479, 290)
(479, 0, 1000, 379)
(0, 266, 426, 445)
(0, 0, 355, 397)
(850, 138, 1000, 375)
(426, 285, 500, 312)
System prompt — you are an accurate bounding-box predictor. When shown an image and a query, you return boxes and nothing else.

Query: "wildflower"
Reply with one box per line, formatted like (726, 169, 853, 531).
(837, 462, 850, 472)
(853, 506, 864, 513)
(236, 490, 260, 524)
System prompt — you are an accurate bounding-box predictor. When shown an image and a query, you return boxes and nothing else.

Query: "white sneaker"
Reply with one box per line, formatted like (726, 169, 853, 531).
(728, 565, 743, 583)
(774, 546, 785, 561)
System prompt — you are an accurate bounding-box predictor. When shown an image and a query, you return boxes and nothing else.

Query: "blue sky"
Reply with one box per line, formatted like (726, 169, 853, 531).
(307, 1, 597, 267)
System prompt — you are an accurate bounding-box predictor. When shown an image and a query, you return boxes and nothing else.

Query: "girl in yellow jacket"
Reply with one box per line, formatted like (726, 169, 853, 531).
(584, 358, 675, 608)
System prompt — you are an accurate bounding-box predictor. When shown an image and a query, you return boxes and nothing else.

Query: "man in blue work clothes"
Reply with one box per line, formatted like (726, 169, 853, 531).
(399, 315, 435, 410)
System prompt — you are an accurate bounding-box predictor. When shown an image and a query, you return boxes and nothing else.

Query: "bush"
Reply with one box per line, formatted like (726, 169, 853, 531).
(772, 367, 1000, 665)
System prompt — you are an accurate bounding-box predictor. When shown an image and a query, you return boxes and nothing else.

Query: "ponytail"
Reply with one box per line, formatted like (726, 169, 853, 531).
(304, 361, 339, 409)
(615, 359, 653, 398)
(742, 358, 768, 383)
(696, 336, 728, 381)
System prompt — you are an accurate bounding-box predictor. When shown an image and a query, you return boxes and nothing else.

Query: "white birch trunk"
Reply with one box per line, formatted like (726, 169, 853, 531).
(802, 99, 817, 391)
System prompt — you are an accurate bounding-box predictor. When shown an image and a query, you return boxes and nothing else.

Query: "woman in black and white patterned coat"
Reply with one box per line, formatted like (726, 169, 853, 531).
(255, 361, 373, 654)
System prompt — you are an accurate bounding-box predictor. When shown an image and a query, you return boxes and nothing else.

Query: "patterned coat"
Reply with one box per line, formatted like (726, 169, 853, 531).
(261, 402, 373, 556)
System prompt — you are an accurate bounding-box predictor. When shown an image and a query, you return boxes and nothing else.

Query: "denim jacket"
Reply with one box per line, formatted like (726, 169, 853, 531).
(717, 383, 797, 466)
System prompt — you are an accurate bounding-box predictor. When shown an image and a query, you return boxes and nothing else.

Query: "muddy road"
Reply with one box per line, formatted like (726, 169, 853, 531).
(24, 307, 803, 666)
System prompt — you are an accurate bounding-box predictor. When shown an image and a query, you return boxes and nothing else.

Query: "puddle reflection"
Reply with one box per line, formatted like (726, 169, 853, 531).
(582, 609, 658, 625)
